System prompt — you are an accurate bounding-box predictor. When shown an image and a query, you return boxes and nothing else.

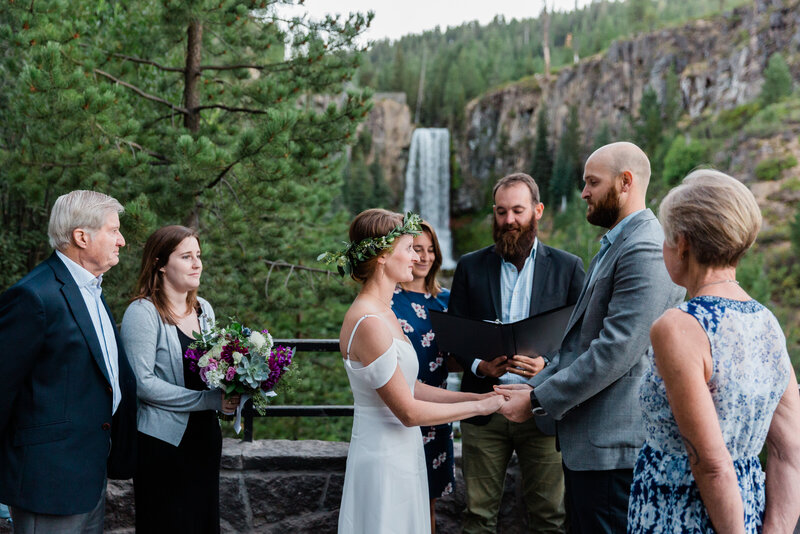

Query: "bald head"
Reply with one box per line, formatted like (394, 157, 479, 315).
(582, 142, 651, 228)
(586, 142, 651, 197)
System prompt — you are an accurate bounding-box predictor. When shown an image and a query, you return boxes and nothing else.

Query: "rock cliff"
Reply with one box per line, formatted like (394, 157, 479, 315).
(456, 0, 800, 213)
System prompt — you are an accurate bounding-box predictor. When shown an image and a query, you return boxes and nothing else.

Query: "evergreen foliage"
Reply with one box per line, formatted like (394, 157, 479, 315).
(530, 107, 553, 204)
(551, 105, 583, 209)
(1, 0, 374, 440)
(661, 135, 710, 186)
(633, 86, 664, 159)
(759, 53, 794, 107)
(358, 0, 747, 128)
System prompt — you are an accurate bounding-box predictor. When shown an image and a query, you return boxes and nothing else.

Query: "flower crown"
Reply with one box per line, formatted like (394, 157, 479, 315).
(318, 212, 423, 277)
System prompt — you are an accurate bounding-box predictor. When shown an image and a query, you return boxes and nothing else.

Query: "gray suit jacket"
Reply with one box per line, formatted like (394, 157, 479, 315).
(532, 210, 685, 471)
(121, 297, 221, 446)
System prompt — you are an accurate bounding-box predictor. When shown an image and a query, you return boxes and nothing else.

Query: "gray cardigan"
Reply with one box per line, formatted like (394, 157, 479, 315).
(120, 297, 221, 446)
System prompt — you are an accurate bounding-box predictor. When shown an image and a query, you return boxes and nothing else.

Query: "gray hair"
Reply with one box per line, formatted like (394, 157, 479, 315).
(659, 169, 761, 267)
(48, 190, 124, 251)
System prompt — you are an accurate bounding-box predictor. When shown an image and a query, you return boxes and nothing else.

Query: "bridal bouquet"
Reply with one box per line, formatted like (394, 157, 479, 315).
(184, 318, 295, 416)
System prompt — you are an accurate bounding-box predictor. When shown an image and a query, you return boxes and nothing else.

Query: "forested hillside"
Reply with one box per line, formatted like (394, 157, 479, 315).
(358, 0, 748, 130)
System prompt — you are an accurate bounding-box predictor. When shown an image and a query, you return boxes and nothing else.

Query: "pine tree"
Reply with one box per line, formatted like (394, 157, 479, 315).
(530, 106, 553, 204)
(633, 86, 664, 157)
(550, 105, 582, 210)
(0, 1, 373, 332)
(760, 53, 794, 106)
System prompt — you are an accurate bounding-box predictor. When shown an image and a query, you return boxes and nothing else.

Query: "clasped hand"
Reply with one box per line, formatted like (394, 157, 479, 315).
(494, 384, 535, 423)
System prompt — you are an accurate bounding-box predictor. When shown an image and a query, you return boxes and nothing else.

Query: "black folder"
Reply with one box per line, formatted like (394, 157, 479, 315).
(429, 304, 574, 360)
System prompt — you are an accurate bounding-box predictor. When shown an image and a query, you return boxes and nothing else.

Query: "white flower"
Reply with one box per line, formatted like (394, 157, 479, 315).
(232, 351, 244, 365)
(412, 302, 427, 319)
(205, 367, 225, 388)
(209, 344, 223, 360)
(198, 354, 210, 368)
(249, 331, 267, 350)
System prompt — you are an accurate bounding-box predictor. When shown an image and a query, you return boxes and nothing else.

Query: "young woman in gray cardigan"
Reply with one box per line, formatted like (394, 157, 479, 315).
(121, 225, 239, 533)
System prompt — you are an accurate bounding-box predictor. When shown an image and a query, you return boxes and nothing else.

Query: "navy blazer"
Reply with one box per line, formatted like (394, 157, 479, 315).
(0, 252, 137, 515)
(448, 242, 585, 427)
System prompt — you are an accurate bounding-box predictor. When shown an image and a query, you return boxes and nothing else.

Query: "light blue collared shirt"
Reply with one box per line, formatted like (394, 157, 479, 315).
(56, 250, 121, 413)
(472, 238, 538, 384)
(590, 209, 644, 278)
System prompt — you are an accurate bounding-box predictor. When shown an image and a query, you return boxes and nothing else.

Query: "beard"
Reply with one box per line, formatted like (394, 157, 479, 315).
(586, 185, 621, 228)
(493, 217, 537, 263)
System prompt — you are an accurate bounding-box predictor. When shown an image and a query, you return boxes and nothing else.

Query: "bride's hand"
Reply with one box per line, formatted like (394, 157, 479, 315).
(477, 393, 506, 415)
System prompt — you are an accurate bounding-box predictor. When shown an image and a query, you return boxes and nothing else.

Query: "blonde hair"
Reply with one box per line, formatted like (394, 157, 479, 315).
(48, 190, 124, 251)
(348, 209, 404, 283)
(659, 169, 761, 267)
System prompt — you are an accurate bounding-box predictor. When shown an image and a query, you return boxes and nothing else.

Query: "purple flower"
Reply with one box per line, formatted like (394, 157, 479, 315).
(226, 367, 236, 381)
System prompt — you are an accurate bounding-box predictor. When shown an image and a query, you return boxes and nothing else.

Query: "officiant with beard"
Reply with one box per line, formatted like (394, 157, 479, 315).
(448, 173, 585, 533)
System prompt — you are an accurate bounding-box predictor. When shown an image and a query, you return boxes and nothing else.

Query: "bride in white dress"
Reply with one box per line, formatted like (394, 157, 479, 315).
(322, 209, 506, 534)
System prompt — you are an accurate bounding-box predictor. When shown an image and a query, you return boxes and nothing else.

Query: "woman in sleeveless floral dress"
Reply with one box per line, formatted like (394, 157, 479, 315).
(320, 209, 506, 534)
(628, 170, 800, 533)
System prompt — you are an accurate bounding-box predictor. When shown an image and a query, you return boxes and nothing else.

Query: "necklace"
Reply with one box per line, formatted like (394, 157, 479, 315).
(695, 279, 739, 293)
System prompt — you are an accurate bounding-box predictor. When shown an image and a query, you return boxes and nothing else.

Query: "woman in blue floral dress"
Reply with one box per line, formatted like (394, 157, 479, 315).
(391, 220, 454, 533)
(628, 170, 800, 533)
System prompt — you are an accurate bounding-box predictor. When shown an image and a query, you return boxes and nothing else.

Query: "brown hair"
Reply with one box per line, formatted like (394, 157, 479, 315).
(348, 208, 404, 283)
(659, 169, 761, 267)
(418, 221, 443, 296)
(492, 173, 541, 205)
(132, 225, 201, 324)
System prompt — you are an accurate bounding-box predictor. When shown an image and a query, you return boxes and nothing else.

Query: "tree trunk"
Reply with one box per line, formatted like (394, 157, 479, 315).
(542, 2, 551, 78)
(573, 0, 580, 64)
(184, 20, 203, 132)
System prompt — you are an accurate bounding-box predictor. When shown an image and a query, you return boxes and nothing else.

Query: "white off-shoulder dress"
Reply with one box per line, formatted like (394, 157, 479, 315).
(337, 315, 430, 534)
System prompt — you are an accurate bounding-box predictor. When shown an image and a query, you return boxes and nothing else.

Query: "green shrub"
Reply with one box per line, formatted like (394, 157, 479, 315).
(661, 135, 710, 186)
(759, 53, 793, 106)
(754, 155, 798, 181)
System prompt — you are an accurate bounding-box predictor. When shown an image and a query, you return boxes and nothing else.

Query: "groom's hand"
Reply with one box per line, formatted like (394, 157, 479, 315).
(477, 355, 511, 378)
(494, 384, 534, 423)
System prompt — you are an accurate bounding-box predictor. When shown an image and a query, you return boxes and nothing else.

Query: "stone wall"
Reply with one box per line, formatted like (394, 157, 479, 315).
(100, 438, 533, 534)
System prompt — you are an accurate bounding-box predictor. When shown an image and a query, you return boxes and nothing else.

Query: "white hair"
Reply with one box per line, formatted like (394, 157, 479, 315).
(48, 190, 124, 251)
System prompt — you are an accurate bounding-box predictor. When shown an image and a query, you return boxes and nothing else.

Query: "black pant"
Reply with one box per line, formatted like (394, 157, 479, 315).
(563, 465, 633, 534)
(134, 412, 222, 534)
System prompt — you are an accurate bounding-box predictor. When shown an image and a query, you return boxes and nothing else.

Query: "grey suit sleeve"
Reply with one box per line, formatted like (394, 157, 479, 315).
(121, 300, 220, 412)
(534, 238, 678, 420)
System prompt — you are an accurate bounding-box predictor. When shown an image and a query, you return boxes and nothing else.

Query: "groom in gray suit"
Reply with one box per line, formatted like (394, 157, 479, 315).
(499, 142, 685, 533)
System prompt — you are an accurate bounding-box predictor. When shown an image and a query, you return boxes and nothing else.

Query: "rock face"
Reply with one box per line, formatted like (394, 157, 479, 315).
(456, 0, 800, 212)
(101, 438, 533, 533)
(362, 92, 414, 204)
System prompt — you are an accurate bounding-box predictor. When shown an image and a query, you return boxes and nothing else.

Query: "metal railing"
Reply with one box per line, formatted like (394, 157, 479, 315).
(241, 338, 349, 441)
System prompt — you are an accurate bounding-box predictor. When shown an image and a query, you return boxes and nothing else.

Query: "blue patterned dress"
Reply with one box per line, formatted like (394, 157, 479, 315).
(628, 296, 792, 533)
(391, 287, 455, 499)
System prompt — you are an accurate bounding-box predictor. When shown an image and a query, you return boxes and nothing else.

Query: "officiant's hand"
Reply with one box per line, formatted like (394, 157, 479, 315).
(477, 355, 511, 378)
(221, 394, 241, 414)
(507, 355, 545, 379)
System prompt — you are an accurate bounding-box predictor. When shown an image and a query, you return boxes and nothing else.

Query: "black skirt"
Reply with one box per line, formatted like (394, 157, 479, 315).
(134, 327, 222, 533)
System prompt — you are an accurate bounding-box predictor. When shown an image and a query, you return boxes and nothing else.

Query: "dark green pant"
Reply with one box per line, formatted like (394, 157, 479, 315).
(461, 413, 565, 533)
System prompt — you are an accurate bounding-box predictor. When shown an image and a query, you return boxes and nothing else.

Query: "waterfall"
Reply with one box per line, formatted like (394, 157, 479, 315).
(403, 128, 456, 269)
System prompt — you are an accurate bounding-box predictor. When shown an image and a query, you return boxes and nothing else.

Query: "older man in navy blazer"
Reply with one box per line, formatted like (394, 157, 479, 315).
(0, 190, 137, 533)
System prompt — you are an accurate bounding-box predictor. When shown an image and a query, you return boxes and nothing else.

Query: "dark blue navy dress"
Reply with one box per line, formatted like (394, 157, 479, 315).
(391, 287, 455, 499)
